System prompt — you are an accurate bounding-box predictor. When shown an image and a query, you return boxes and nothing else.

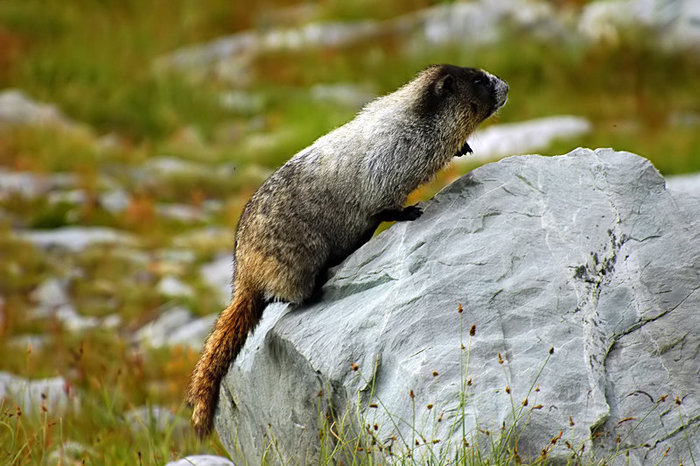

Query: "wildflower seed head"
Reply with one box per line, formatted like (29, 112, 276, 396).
(505, 386, 511, 394)
(409, 389, 415, 399)
(350, 362, 359, 371)
(432, 371, 439, 377)
(551, 431, 562, 445)
(659, 394, 668, 402)
(469, 324, 476, 336)
(427, 404, 433, 410)
(369, 403, 378, 408)
(522, 398, 528, 406)
(458, 303, 463, 313)
(569, 416, 575, 426)
(675, 396, 682, 405)
(373, 423, 378, 431)
(498, 353, 504, 364)
(467, 378, 472, 386)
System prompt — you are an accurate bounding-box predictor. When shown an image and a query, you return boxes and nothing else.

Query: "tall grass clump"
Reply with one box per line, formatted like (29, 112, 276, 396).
(307, 303, 559, 465)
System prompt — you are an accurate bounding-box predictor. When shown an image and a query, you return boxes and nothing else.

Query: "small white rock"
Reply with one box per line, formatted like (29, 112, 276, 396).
(157, 275, 195, 298)
(165, 455, 235, 466)
(464, 116, 592, 163)
(18, 226, 135, 252)
(0, 371, 79, 415)
(200, 255, 233, 306)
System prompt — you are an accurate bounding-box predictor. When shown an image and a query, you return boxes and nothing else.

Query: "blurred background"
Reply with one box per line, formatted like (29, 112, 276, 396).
(0, 0, 698, 464)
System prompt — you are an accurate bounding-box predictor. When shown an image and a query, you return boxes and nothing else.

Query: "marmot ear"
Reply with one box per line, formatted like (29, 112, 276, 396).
(435, 74, 455, 96)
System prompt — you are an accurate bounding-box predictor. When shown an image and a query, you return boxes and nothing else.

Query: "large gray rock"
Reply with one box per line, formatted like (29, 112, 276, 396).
(214, 148, 700, 465)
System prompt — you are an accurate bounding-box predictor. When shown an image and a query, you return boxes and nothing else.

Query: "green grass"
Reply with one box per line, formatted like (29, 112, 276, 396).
(0, 0, 699, 464)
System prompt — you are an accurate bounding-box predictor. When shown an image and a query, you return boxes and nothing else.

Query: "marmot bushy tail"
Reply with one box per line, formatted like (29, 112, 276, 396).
(188, 278, 263, 438)
(188, 64, 509, 437)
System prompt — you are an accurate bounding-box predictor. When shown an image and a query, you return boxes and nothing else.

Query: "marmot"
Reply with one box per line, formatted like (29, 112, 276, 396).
(188, 64, 508, 437)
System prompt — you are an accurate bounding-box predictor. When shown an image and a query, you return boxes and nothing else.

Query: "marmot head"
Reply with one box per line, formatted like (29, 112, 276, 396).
(416, 64, 508, 129)
(356, 64, 507, 160)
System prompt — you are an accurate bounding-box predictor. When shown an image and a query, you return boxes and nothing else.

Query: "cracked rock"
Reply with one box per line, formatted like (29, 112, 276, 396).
(215, 149, 700, 465)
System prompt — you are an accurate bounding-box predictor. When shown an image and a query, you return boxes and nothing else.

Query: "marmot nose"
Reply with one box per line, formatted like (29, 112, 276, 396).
(481, 70, 509, 109)
(492, 77, 509, 108)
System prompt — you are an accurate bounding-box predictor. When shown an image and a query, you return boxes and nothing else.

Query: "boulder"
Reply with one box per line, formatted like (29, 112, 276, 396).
(214, 149, 699, 465)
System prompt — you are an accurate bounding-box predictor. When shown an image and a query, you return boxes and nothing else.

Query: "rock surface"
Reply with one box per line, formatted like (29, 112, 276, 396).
(215, 149, 700, 465)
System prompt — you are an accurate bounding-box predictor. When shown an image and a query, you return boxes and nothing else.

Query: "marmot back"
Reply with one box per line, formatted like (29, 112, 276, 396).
(188, 64, 509, 437)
